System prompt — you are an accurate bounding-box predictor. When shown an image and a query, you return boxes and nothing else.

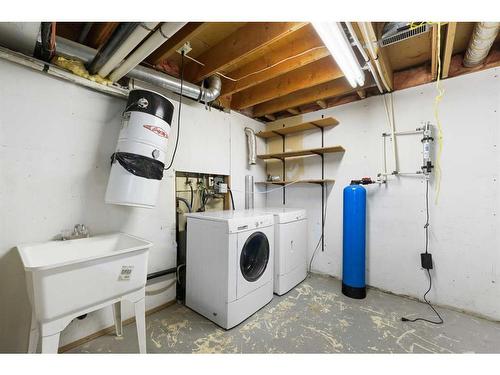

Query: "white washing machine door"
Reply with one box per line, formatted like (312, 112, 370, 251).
(237, 226, 273, 299)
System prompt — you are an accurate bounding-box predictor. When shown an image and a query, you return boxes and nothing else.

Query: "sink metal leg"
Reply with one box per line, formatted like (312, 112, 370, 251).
(112, 301, 123, 337)
(134, 298, 146, 354)
(41, 332, 61, 354)
(28, 311, 39, 353)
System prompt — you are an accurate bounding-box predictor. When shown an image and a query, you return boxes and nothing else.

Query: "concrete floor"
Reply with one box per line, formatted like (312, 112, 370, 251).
(68, 274, 500, 353)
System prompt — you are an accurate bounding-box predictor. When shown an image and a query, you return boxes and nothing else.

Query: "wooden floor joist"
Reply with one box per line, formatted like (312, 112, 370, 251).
(252, 78, 355, 118)
(147, 23, 209, 65)
(232, 57, 343, 110)
(442, 22, 457, 79)
(219, 26, 328, 97)
(184, 22, 308, 83)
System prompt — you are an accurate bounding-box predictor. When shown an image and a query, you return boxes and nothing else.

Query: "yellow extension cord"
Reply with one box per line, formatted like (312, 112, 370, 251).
(411, 22, 445, 204)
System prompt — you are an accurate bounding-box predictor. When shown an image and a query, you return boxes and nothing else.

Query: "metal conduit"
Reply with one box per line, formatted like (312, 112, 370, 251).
(56, 36, 222, 102)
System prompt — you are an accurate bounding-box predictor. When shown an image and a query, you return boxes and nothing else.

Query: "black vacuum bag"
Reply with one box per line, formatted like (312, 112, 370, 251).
(111, 152, 164, 180)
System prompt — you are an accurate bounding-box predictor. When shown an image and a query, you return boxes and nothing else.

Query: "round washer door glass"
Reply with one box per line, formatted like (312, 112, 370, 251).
(240, 231, 270, 282)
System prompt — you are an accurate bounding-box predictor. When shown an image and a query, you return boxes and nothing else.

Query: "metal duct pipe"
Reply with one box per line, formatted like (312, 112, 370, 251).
(109, 22, 187, 82)
(87, 22, 139, 75)
(463, 22, 500, 67)
(98, 22, 159, 77)
(244, 127, 257, 165)
(55, 37, 222, 102)
(245, 175, 254, 209)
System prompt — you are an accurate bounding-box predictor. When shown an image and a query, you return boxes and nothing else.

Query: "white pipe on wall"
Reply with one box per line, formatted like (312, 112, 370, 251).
(98, 22, 159, 78)
(109, 22, 187, 82)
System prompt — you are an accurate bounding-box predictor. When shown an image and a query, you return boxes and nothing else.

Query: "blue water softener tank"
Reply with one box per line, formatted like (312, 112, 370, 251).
(342, 181, 367, 299)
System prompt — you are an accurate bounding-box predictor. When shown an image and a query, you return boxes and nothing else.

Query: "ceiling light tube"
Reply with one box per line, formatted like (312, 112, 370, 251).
(312, 22, 365, 88)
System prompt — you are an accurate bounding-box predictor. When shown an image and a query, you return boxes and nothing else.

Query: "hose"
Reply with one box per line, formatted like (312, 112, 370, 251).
(176, 197, 192, 213)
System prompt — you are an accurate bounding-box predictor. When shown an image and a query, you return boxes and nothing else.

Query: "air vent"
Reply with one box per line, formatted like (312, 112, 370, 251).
(379, 23, 430, 47)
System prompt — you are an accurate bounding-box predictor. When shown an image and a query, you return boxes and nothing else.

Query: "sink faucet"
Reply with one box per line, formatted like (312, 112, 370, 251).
(61, 224, 90, 240)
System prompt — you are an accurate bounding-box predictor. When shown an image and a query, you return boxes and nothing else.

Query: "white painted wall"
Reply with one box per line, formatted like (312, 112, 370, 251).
(267, 68, 500, 321)
(0, 58, 266, 352)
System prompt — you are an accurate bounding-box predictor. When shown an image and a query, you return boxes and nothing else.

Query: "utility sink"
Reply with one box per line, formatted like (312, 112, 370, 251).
(17, 232, 152, 353)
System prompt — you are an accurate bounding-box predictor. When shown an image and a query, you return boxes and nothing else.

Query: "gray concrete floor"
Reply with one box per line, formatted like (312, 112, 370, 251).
(68, 274, 500, 353)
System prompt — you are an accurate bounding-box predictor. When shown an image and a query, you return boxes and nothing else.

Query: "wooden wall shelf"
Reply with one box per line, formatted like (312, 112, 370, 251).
(256, 117, 339, 138)
(257, 145, 345, 160)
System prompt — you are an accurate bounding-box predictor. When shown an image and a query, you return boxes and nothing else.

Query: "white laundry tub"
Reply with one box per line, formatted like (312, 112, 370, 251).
(17, 232, 152, 353)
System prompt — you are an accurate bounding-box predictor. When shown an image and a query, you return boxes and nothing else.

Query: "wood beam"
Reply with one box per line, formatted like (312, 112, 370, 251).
(431, 24, 440, 80)
(356, 90, 366, 99)
(264, 114, 276, 121)
(220, 26, 328, 96)
(357, 22, 393, 90)
(252, 78, 356, 118)
(231, 57, 343, 110)
(448, 42, 500, 77)
(85, 22, 119, 49)
(287, 108, 300, 115)
(185, 22, 308, 83)
(316, 100, 327, 109)
(147, 23, 209, 65)
(394, 64, 433, 91)
(442, 22, 457, 79)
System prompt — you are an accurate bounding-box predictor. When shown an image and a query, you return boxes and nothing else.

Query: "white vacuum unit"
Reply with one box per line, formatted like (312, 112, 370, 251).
(105, 89, 174, 208)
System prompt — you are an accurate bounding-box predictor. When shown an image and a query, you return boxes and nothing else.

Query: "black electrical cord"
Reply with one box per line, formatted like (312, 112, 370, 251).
(228, 188, 235, 210)
(165, 51, 185, 171)
(188, 182, 194, 208)
(402, 179, 444, 325)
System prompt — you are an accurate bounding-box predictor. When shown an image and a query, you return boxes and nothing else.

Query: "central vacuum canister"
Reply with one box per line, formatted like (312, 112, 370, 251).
(342, 181, 367, 299)
(105, 89, 174, 208)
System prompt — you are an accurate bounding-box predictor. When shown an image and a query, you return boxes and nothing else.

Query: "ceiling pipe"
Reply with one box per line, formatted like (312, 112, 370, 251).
(463, 22, 500, 67)
(358, 22, 392, 92)
(87, 22, 139, 75)
(345, 22, 384, 93)
(55, 36, 222, 102)
(77, 22, 93, 44)
(98, 22, 159, 78)
(109, 22, 187, 82)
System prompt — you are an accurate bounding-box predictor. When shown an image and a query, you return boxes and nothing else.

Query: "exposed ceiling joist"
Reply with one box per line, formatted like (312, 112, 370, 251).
(147, 23, 209, 65)
(442, 22, 457, 78)
(85, 22, 119, 49)
(220, 25, 328, 97)
(287, 108, 300, 115)
(252, 78, 357, 117)
(316, 100, 327, 109)
(232, 57, 343, 110)
(184, 22, 308, 83)
(431, 24, 440, 80)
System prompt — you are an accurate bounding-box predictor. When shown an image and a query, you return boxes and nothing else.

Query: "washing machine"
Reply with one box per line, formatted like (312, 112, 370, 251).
(260, 208, 308, 295)
(185, 210, 274, 329)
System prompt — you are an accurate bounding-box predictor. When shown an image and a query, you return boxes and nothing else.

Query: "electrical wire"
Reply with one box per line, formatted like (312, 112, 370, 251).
(401, 179, 444, 325)
(308, 185, 329, 274)
(184, 46, 326, 83)
(228, 179, 303, 195)
(433, 22, 445, 204)
(228, 188, 235, 210)
(408, 21, 444, 204)
(164, 51, 185, 171)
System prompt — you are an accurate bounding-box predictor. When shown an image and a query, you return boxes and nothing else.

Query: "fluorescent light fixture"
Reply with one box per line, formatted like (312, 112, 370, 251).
(312, 22, 365, 88)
